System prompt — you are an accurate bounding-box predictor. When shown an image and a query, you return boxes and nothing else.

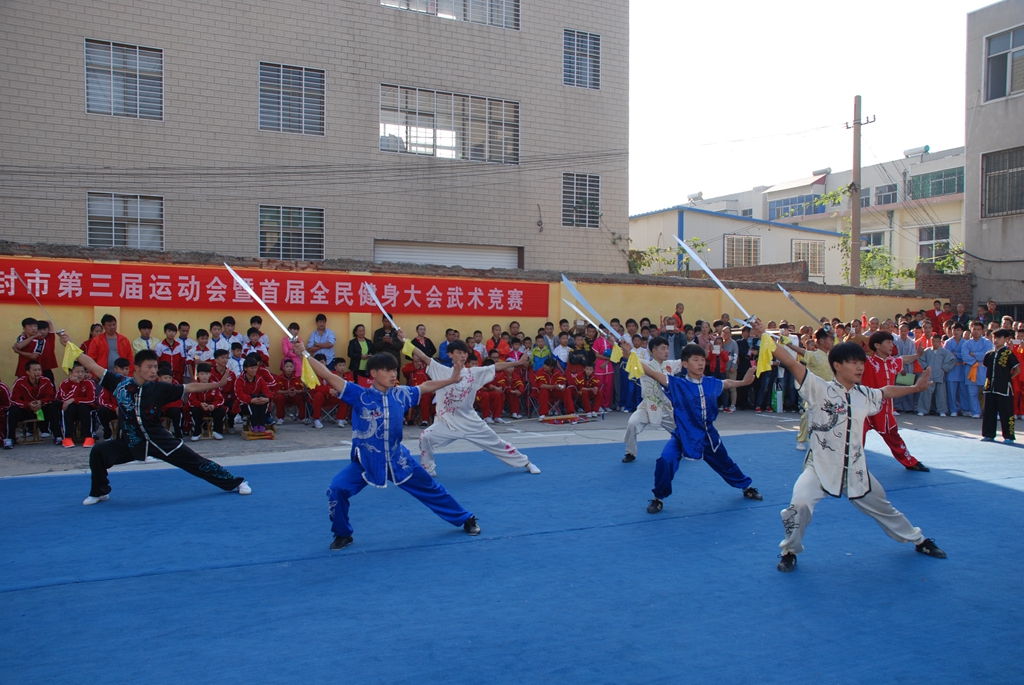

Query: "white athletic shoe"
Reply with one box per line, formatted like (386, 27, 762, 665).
(144, 456, 158, 463)
(313, 420, 324, 429)
(917, 412, 925, 416)
(213, 432, 224, 440)
(526, 462, 541, 474)
(949, 412, 958, 417)
(796, 442, 807, 451)
(484, 417, 494, 424)
(40, 431, 51, 438)
(939, 413, 947, 417)
(3, 438, 12, 449)
(511, 413, 522, 419)
(234, 415, 244, 425)
(494, 417, 510, 424)
(337, 419, 346, 427)
(893, 411, 900, 416)
(190, 434, 201, 442)
(237, 481, 252, 495)
(83, 494, 109, 506)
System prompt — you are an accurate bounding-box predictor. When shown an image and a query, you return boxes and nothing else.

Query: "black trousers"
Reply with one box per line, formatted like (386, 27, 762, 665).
(88, 439, 244, 497)
(62, 403, 93, 441)
(164, 407, 183, 438)
(96, 407, 116, 439)
(242, 397, 268, 426)
(190, 406, 226, 435)
(8, 404, 60, 440)
(982, 392, 1016, 440)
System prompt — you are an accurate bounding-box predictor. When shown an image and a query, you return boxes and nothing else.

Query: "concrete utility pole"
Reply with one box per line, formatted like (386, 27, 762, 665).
(847, 95, 875, 288)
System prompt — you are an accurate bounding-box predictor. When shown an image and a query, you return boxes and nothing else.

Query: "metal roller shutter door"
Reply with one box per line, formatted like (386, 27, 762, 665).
(374, 240, 519, 270)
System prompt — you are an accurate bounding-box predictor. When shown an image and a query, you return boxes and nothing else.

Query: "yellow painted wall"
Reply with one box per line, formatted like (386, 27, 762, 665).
(2, 272, 937, 385)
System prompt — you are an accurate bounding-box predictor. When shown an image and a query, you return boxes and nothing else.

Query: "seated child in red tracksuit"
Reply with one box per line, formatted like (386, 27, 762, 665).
(157, 365, 185, 439)
(188, 362, 226, 440)
(274, 359, 307, 422)
(574, 362, 601, 417)
(534, 357, 575, 416)
(57, 361, 97, 447)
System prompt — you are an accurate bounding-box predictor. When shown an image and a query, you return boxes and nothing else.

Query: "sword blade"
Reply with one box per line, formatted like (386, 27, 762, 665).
(562, 299, 601, 332)
(223, 263, 293, 339)
(674, 237, 751, 320)
(560, 275, 623, 341)
(364, 284, 400, 331)
(13, 269, 64, 333)
(775, 283, 821, 326)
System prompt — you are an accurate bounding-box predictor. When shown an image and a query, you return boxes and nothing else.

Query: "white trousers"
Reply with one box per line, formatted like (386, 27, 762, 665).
(623, 405, 676, 456)
(419, 420, 529, 472)
(779, 467, 924, 556)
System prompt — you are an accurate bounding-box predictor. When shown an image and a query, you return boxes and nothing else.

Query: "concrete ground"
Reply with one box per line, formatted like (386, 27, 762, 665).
(0, 406, 991, 479)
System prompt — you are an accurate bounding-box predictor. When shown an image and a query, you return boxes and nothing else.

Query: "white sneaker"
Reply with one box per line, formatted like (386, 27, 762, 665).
(213, 432, 224, 440)
(313, 420, 324, 429)
(337, 419, 346, 427)
(234, 415, 243, 425)
(83, 494, 109, 506)
(973, 414, 982, 419)
(511, 413, 521, 419)
(190, 434, 201, 442)
(237, 481, 252, 495)
(494, 417, 509, 424)
(917, 412, 925, 416)
(525, 462, 541, 474)
(589, 412, 598, 418)
(939, 413, 947, 417)
(729, 405, 737, 412)
(484, 417, 494, 424)
(949, 412, 958, 417)
(621, 407, 629, 413)
(40, 431, 51, 438)
(3, 438, 12, 449)
(144, 456, 158, 463)
(796, 442, 807, 451)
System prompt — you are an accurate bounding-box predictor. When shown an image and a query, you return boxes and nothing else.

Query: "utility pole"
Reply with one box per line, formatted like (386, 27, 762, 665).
(846, 95, 875, 287)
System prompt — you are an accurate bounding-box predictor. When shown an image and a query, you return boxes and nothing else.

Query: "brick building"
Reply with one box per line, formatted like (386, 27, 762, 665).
(0, 0, 629, 273)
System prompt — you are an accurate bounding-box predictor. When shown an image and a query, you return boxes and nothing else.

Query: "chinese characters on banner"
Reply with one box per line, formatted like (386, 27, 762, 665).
(0, 259, 550, 316)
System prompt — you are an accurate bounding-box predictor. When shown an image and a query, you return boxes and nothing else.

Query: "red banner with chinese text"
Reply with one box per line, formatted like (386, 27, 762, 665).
(0, 259, 549, 316)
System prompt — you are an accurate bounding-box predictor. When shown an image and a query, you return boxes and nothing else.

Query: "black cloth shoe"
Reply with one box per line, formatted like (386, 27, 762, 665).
(906, 462, 931, 472)
(330, 535, 353, 550)
(777, 553, 797, 572)
(622, 453, 636, 463)
(463, 516, 481, 536)
(915, 538, 946, 558)
(743, 487, 763, 500)
(647, 498, 663, 514)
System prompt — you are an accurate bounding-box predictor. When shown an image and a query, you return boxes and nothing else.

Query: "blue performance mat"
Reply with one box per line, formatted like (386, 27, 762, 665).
(1, 430, 1022, 684)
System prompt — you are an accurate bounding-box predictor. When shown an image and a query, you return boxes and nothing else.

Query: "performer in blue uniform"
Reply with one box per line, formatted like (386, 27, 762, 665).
(631, 342, 762, 513)
(294, 340, 480, 550)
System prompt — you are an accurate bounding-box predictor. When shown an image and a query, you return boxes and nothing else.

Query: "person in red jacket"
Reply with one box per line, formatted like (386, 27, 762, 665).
(209, 349, 237, 430)
(95, 358, 130, 440)
(155, 323, 186, 383)
(86, 314, 135, 374)
(13, 317, 44, 378)
(8, 360, 59, 444)
(57, 361, 97, 448)
(495, 365, 525, 419)
(533, 357, 575, 416)
(274, 359, 307, 422)
(188, 362, 226, 440)
(475, 358, 508, 424)
(862, 332, 929, 472)
(402, 357, 433, 426)
(309, 353, 340, 429)
(574, 363, 602, 417)
(34, 321, 59, 383)
(235, 357, 274, 433)
(331, 359, 353, 426)
(0, 376, 11, 449)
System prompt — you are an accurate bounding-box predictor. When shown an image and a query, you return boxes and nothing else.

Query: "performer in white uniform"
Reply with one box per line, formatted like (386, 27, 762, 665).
(770, 337, 947, 572)
(622, 335, 682, 463)
(404, 335, 540, 476)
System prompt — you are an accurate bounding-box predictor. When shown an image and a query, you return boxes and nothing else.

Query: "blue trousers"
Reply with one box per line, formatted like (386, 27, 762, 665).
(652, 432, 752, 500)
(327, 460, 473, 537)
(619, 368, 639, 411)
(966, 384, 984, 416)
(946, 380, 969, 415)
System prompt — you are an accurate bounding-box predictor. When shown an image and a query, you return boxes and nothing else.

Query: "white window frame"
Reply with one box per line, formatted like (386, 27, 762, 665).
(875, 184, 898, 206)
(792, 240, 825, 277)
(860, 231, 886, 251)
(561, 173, 600, 228)
(380, 0, 520, 30)
(87, 193, 164, 250)
(984, 24, 1024, 102)
(724, 235, 760, 268)
(85, 40, 163, 120)
(563, 29, 601, 90)
(860, 186, 871, 207)
(917, 225, 951, 262)
(379, 84, 519, 164)
(259, 63, 326, 135)
(258, 205, 325, 261)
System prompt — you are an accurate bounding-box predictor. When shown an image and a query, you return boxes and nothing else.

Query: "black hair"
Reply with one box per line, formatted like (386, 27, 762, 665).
(196, 362, 212, 373)
(352, 324, 365, 336)
(214, 349, 230, 359)
(281, 358, 294, 367)
(447, 340, 470, 355)
(246, 327, 260, 337)
(114, 357, 131, 369)
(36, 321, 49, 331)
(649, 335, 670, 351)
(21, 317, 37, 328)
(625, 318, 638, 327)
(24, 359, 41, 371)
(288, 322, 300, 330)
(559, 319, 569, 326)
(558, 331, 569, 339)
(250, 315, 262, 325)
(196, 329, 209, 338)
(100, 314, 117, 325)
(584, 362, 595, 369)
(164, 322, 177, 333)
(157, 364, 173, 376)
(245, 353, 262, 364)
(243, 357, 259, 369)
(814, 327, 832, 341)
(994, 329, 1013, 340)
(367, 352, 398, 372)
(135, 349, 159, 366)
(138, 319, 153, 331)
(543, 357, 557, 367)
(210, 320, 222, 329)
(680, 344, 706, 362)
(71, 360, 84, 370)
(221, 316, 236, 326)
(828, 341, 867, 373)
(316, 313, 327, 323)
(178, 321, 190, 329)
(683, 324, 694, 333)
(313, 353, 327, 363)
(868, 331, 892, 352)
(231, 342, 243, 351)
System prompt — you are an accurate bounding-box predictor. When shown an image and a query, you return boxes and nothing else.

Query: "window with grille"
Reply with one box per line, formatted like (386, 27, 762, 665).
(381, 0, 519, 30)
(982, 147, 1024, 217)
(259, 63, 325, 135)
(87, 193, 164, 249)
(259, 206, 325, 260)
(564, 30, 601, 89)
(910, 167, 964, 199)
(379, 85, 519, 164)
(85, 40, 163, 120)
(985, 25, 1024, 101)
(741, 208, 752, 217)
(724, 235, 760, 268)
(561, 173, 600, 228)
(875, 184, 898, 205)
(918, 225, 950, 261)
(768, 195, 825, 220)
(860, 186, 871, 207)
(792, 240, 824, 277)
(860, 231, 886, 250)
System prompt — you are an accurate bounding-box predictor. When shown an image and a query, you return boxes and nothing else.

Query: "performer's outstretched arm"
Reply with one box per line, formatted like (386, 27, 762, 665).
(771, 345, 807, 385)
(419, 360, 465, 394)
(881, 367, 932, 399)
(723, 367, 755, 389)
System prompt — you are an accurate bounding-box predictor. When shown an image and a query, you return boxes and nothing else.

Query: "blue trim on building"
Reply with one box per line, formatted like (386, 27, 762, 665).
(676, 210, 684, 270)
(630, 205, 840, 237)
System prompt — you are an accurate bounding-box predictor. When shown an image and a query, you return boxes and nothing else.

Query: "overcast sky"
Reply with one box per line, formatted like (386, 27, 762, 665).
(628, 0, 993, 215)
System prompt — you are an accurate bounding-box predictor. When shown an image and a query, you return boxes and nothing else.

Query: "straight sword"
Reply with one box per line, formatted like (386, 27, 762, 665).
(776, 283, 823, 327)
(674, 236, 752, 322)
(223, 263, 294, 340)
(562, 299, 602, 334)
(363, 284, 400, 332)
(560, 275, 624, 341)
(13, 269, 65, 334)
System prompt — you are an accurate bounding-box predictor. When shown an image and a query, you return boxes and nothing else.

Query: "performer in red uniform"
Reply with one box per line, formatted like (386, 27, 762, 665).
(274, 359, 307, 422)
(56, 362, 97, 447)
(533, 357, 575, 416)
(574, 363, 602, 416)
(862, 332, 929, 471)
(402, 357, 433, 426)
